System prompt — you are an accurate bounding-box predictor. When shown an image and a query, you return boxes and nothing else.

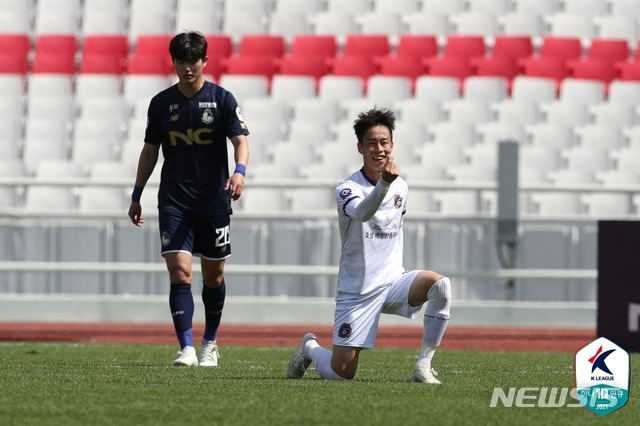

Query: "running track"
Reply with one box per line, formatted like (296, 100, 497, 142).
(0, 323, 595, 352)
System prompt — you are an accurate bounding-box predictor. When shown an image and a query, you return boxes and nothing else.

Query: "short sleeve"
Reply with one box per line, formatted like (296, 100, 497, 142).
(222, 91, 250, 138)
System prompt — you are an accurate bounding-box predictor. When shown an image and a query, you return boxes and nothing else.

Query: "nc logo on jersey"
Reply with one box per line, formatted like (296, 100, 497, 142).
(574, 336, 629, 416)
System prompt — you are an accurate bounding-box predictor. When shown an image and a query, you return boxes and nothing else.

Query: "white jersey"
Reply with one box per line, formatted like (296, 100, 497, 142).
(335, 169, 408, 295)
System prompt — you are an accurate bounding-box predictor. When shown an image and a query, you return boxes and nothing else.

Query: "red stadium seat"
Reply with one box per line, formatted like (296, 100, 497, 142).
(0, 34, 30, 59)
(539, 37, 582, 61)
(443, 36, 486, 60)
(238, 35, 285, 59)
(330, 55, 377, 92)
(133, 35, 174, 56)
(471, 56, 518, 91)
(278, 55, 330, 84)
(204, 57, 224, 82)
(223, 55, 278, 79)
(567, 59, 617, 84)
(377, 56, 425, 91)
(0, 53, 29, 74)
(290, 35, 337, 61)
(35, 35, 77, 56)
(82, 35, 129, 60)
(492, 36, 533, 62)
(126, 54, 173, 75)
(520, 56, 568, 92)
(31, 53, 76, 74)
(616, 60, 640, 81)
(425, 56, 472, 90)
(80, 54, 125, 74)
(343, 34, 391, 59)
(588, 39, 630, 64)
(331, 55, 378, 79)
(396, 35, 438, 60)
(204, 34, 233, 60)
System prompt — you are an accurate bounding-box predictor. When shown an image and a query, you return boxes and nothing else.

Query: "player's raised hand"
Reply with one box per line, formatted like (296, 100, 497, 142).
(381, 155, 399, 183)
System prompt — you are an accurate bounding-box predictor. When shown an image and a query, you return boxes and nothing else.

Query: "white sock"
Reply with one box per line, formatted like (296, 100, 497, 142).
(304, 338, 319, 357)
(310, 346, 344, 380)
(418, 277, 451, 366)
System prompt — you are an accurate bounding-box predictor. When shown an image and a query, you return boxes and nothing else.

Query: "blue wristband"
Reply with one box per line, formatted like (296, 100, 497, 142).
(234, 164, 246, 176)
(132, 186, 143, 202)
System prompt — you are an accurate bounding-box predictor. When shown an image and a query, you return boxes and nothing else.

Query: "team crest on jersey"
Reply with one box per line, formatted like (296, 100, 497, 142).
(393, 194, 403, 209)
(169, 103, 179, 112)
(201, 108, 214, 124)
(339, 188, 352, 199)
(338, 323, 352, 339)
(161, 232, 171, 247)
(169, 114, 179, 122)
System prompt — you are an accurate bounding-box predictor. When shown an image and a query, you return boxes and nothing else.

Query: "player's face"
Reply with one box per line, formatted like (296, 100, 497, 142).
(358, 125, 393, 173)
(173, 57, 207, 85)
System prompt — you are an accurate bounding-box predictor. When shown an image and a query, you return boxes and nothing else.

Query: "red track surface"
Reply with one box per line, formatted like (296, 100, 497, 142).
(0, 323, 596, 352)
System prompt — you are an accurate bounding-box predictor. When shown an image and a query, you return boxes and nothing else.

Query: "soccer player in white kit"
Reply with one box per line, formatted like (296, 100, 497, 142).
(286, 108, 452, 383)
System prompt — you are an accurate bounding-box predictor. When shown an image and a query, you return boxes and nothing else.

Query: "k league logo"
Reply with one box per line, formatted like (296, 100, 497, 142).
(574, 337, 630, 416)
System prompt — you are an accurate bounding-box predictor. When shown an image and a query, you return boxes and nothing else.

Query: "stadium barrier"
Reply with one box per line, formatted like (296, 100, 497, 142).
(0, 260, 597, 328)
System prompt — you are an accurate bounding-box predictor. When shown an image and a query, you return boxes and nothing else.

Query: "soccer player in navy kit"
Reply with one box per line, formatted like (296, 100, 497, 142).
(128, 32, 249, 367)
(286, 108, 451, 383)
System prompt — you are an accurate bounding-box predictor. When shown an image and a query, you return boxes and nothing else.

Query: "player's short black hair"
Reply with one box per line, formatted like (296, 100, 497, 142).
(353, 107, 396, 143)
(169, 31, 208, 62)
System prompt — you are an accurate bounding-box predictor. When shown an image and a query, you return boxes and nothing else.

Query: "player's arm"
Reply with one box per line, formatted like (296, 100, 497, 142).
(341, 156, 399, 222)
(343, 179, 391, 222)
(128, 142, 160, 226)
(226, 134, 249, 201)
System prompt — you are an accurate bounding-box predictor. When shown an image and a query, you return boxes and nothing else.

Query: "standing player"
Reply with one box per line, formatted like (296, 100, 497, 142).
(128, 31, 249, 367)
(285, 108, 451, 383)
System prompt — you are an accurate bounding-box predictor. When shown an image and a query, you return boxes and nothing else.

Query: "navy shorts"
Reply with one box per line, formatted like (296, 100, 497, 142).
(158, 206, 232, 260)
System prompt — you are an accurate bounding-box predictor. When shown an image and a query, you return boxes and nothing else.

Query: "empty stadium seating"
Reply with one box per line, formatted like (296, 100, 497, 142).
(1, 0, 639, 305)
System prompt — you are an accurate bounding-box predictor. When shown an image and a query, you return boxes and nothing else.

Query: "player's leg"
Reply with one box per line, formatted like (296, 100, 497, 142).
(196, 215, 231, 367)
(328, 345, 361, 379)
(199, 258, 225, 366)
(408, 270, 451, 383)
(287, 293, 377, 380)
(160, 207, 198, 366)
(286, 337, 356, 380)
(314, 293, 380, 380)
(165, 252, 198, 366)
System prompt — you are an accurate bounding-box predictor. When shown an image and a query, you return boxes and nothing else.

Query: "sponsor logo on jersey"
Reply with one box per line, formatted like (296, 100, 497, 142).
(168, 128, 213, 145)
(199, 102, 217, 108)
(169, 103, 179, 112)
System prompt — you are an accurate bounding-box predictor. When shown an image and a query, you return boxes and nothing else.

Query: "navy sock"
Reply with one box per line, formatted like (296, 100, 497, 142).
(202, 280, 226, 341)
(169, 283, 194, 348)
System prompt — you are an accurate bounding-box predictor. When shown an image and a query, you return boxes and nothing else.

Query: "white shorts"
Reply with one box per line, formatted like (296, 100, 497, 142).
(332, 270, 423, 349)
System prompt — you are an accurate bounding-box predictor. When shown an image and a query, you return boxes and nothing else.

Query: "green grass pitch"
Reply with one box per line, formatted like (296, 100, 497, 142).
(0, 342, 638, 426)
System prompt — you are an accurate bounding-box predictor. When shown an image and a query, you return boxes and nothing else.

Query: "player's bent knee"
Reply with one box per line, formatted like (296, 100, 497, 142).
(428, 276, 452, 301)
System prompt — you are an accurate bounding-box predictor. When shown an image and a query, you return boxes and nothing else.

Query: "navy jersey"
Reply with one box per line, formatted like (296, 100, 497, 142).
(145, 81, 249, 215)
